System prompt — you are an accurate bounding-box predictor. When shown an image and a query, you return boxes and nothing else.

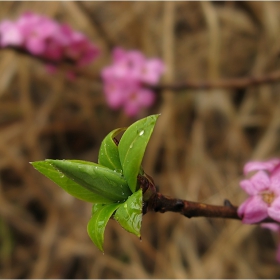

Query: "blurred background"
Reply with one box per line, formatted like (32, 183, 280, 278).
(1, 1, 280, 278)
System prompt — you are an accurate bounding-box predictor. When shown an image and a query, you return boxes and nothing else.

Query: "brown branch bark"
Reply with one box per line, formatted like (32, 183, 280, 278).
(143, 192, 278, 224)
(151, 71, 280, 90)
(144, 192, 239, 219)
(138, 171, 277, 224)
(2, 46, 280, 90)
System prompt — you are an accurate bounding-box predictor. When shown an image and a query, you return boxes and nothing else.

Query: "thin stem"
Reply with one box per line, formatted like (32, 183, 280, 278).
(144, 192, 278, 224)
(151, 71, 280, 90)
(2, 46, 280, 90)
(145, 192, 239, 219)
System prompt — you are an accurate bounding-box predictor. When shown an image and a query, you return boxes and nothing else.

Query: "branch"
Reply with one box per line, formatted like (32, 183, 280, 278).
(144, 192, 239, 219)
(2, 46, 280, 90)
(152, 71, 280, 90)
(138, 174, 278, 224)
(1, 46, 100, 80)
(142, 192, 278, 224)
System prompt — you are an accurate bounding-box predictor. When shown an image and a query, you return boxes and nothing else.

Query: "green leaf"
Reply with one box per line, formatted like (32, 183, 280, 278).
(114, 189, 143, 237)
(87, 203, 121, 252)
(118, 114, 159, 193)
(48, 159, 132, 202)
(31, 161, 114, 203)
(98, 128, 126, 172)
(91, 203, 104, 215)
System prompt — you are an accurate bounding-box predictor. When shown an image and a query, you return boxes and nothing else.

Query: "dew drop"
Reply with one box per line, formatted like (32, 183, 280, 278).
(130, 144, 133, 149)
(124, 203, 127, 208)
(139, 130, 144, 136)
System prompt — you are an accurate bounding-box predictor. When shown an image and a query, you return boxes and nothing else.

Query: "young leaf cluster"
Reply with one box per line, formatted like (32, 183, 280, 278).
(31, 114, 159, 251)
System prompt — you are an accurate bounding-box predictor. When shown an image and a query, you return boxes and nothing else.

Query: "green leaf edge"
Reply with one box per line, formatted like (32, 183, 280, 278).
(118, 114, 160, 193)
(31, 161, 114, 203)
(45, 159, 132, 202)
(87, 203, 121, 252)
(98, 127, 127, 172)
(114, 189, 143, 237)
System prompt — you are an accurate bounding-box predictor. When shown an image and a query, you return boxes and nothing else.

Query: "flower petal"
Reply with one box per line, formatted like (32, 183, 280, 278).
(250, 170, 270, 192)
(261, 223, 280, 232)
(135, 88, 155, 107)
(270, 169, 280, 196)
(244, 159, 280, 175)
(238, 196, 268, 224)
(140, 59, 165, 85)
(240, 179, 257, 195)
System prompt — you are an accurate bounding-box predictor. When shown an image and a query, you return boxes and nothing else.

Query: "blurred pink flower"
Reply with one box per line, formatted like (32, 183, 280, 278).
(102, 47, 165, 116)
(140, 59, 165, 85)
(123, 84, 155, 116)
(103, 80, 126, 109)
(244, 158, 280, 175)
(262, 222, 280, 232)
(16, 12, 58, 55)
(64, 29, 100, 67)
(238, 159, 280, 224)
(0, 12, 100, 68)
(0, 20, 23, 47)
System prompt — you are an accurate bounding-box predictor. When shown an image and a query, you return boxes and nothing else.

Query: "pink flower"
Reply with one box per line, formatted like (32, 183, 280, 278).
(140, 59, 165, 85)
(112, 47, 127, 62)
(16, 12, 58, 55)
(103, 79, 127, 109)
(244, 158, 280, 175)
(0, 20, 23, 47)
(123, 85, 155, 116)
(262, 223, 280, 232)
(0, 12, 100, 69)
(238, 159, 280, 224)
(110, 49, 146, 80)
(102, 47, 165, 116)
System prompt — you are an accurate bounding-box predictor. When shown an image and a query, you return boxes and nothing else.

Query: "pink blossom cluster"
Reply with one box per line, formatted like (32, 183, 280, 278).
(238, 158, 280, 224)
(238, 159, 280, 263)
(101, 47, 165, 116)
(0, 12, 100, 67)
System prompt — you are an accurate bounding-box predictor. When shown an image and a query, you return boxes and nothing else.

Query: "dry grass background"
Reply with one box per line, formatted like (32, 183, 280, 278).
(0, 1, 280, 278)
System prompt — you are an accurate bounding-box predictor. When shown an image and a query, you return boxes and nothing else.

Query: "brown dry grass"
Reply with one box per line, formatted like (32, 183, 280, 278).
(0, 1, 280, 278)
